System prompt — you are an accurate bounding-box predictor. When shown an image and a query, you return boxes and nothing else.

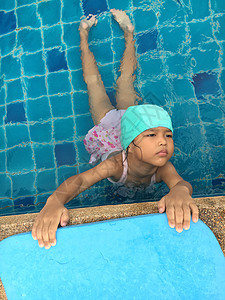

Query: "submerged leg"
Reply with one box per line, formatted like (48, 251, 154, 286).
(111, 9, 138, 109)
(79, 15, 114, 125)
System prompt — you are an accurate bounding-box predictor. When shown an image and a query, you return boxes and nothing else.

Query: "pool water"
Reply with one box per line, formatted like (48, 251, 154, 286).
(0, 0, 225, 216)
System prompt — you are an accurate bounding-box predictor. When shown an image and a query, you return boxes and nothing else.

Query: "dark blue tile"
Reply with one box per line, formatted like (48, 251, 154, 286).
(23, 51, 45, 76)
(205, 124, 225, 147)
(53, 118, 75, 142)
(6, 124, 30, 148)
(17, 5, 41, 28)
(6, 79, 24, 103)
(62, 0, 82, 22)
(0, 11, 16, 35)
(6, 102, 26, 124)
(7, 145, 34, 173)
(0, 32, 16, 56)
(14, 196, 35, 206)
(34, 144, 55, 169)
(12, 172, 36, 197)
(82, 0, 108, 16)
(63, 23, 80, 48)
(36, 169, 57, 194)
(50, 94, 73, 118)
(37, 0, 60, 26)
(136, 30, 158, 54)
(0, 151, 6, 172)
(43, 25, 62, 49)
(48, 71, 71, 94)
(0, 174, 11, 198)
(26, 97, 51, 122)
(1, 54, 21, 80)
(46, 48, 68, 72)
(0, 127, 5, 150)
(192, 72, 221, 99)
(18, 29, 42, 53)
(199, 103, 223, 123)
(26, 76, 47, 99)
(55, 142, 76, 167)
(29, 122, 52, 143)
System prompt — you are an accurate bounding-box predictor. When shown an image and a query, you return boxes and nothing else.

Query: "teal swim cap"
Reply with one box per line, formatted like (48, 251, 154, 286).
(120, 104, 173, 150)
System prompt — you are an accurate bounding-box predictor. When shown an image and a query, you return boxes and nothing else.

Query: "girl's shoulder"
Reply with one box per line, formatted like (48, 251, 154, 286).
(104, 152, 124, 182)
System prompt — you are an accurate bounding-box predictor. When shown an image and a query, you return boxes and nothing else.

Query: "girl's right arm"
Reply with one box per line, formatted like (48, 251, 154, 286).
(32, 158, 118, 249)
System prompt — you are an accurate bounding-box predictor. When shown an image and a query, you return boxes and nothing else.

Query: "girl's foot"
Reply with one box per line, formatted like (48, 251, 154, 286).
(110, 9, 134, 32)
(79, 14, 97, 32)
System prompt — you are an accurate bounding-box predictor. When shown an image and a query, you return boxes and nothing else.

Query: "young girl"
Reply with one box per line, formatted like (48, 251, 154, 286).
(32, 9, 199, 249)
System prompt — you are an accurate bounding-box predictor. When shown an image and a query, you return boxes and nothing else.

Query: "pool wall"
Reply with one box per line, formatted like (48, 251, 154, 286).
(0, 0, 225, 215)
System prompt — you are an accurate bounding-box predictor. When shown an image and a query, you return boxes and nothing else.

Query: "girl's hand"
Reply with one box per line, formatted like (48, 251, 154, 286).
(32, 196, 70, 249)
(157, 187, 199, 233)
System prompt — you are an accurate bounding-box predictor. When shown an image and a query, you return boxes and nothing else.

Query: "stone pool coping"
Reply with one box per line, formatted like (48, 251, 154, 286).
(0, 196, 225, 299)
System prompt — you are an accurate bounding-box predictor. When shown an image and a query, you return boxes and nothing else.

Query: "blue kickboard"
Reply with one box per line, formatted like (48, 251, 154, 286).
(0, 213, 225, 300)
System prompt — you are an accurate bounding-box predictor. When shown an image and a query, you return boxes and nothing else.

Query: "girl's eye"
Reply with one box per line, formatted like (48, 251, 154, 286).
(166, 134, 173, 138)
(147, 134, 155, 137)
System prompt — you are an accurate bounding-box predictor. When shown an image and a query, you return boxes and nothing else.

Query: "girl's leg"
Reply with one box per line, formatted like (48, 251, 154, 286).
(111, 9, 138, 109)
(79, 16, 114, 125)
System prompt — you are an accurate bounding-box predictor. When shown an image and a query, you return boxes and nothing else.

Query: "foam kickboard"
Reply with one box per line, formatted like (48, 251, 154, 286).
(0, 213, 225, 300)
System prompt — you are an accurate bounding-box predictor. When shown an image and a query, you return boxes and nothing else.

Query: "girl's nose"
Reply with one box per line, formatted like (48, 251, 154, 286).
(158, 136, 167, 146)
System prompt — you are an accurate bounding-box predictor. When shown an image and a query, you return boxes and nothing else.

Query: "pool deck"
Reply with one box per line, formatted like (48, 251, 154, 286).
(0, 196, 225, 299)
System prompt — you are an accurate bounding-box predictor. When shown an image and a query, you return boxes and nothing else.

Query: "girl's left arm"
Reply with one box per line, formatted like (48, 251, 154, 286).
(156, 161, 199, 233)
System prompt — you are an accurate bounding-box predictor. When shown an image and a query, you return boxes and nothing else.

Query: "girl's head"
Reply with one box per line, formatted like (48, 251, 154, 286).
(120, 104, 174, 165)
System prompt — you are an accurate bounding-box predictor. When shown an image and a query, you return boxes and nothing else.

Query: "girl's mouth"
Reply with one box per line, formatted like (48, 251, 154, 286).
(156, 150, 168, 157)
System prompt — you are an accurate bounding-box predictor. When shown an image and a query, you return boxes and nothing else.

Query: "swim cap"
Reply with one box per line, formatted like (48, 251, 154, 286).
(120, 104, 173, 150)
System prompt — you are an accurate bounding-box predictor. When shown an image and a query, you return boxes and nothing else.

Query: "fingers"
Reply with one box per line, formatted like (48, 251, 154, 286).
(60, 208, 70, 227)
(158, 197, 166, 213)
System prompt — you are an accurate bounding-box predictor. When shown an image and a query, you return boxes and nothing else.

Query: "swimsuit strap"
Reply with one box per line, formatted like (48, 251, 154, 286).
(107, 150, 128, 184)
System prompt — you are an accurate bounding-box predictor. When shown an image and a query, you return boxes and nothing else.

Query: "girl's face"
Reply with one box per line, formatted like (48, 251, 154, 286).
(129, 127, 174, 167)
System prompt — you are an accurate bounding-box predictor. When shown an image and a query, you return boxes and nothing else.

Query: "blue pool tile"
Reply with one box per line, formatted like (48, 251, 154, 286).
(0, 88, 5, 106)
(189, 20, 213, 48)
(18, 29, 42, 53)
(82, 0, 108, 16)
(50, 94, 73, 118)
(48, 71, 71, 95)
(1, 55, 21, 80)
(46, 48, 68, 73)
(0, 174, 11, 198)
(160, 25, 186, 52)
(67, 47, 82, 71)
(23, 52, 45, 76)
(55, 142, 76, 167)
(0, 107, 5, 126)
(108, 0, 130, 10)
(0, 11, 16, 35)
(76, 140, 90, 164)
(0, 32, 16, 56)
(29, 122, 52, 143)
(167, 55, 190, 75)
(6, 124, 30, 148)
(205, 124, 225, 147)
(62, 0, 82, 22)
(63, 23, 80, 48)
(37, 0, 60, 26)
(43, 25, 62, 49)
(192, 72, 221, 99)
(0, 151, 6, 172)
(0, 0, 15, 10)
(73, 92, 89, 115)
(159, 0, 184, 24)
(57, 166, 78, 185)
(214, 15, 225, 41)
(133, 9, 157, 33)
(6, 79, 24, 103)
(17, 0, 36, 6)
(136, 30, 158, 54)
(53, 118, 75, 142)
(0, 127, 5, 150)
(12, 172, 36, 197)
(26, 97, 51, 122)
(140, 57, 163, 78)
(36, 170, 56, 194)
(98, 64, 114, 87)
(17, 5, 41, 28)
(26, 76, 47, 99)
(172, 78, 195, 100)
(186, 0, 210, 21)
(7, 145, 34, 173)
(71, 70, 87, 91)
(91, 16, 111, 41)
(34, 144, 55, 169)
(90, 41, 113, 65)
(211, 1, 225, 13)
(199, 103, 223, 123)
(5, 102, 26, 124)
(210, 147, 225, 177)
(75, 114, 93, 136)
(141, 77, 168, 105)
(14, 196, 35, 207)
(172, 102, 199, 128)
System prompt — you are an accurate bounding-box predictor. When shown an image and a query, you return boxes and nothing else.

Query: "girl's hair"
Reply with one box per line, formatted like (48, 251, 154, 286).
(122, 140, 143, 165)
